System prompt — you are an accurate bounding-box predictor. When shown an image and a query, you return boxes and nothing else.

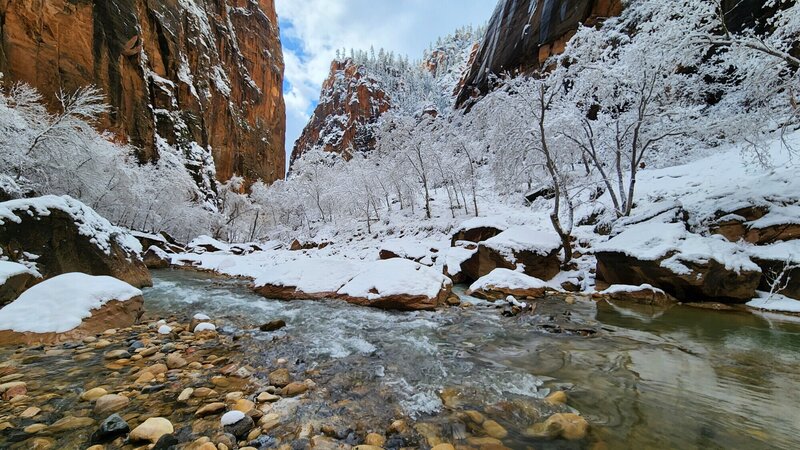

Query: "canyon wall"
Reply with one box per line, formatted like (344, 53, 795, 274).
(0, 0, 286, 185)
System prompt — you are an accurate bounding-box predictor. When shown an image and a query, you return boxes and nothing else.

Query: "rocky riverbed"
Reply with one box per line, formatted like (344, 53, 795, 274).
(2, 269, 800, 450)
(0, 306, 586, 450)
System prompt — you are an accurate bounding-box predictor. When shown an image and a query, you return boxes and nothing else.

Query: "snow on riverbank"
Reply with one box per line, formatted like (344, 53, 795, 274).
(747, 292, 800, 314)
(0, 273, 142, 333)
(161, 131, 800, 313)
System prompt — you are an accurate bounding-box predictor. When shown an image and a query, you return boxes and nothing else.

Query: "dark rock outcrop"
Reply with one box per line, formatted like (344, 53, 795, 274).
(0, 0, 286, 186)
(0, 196, 152, 288)
(451, 221, 506, 246)
(595, 251, 761, 302)
(456, 0, 771, 107)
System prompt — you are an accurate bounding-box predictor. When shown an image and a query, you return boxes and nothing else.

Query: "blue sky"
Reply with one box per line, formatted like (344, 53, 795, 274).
(275, 0, 498, 161)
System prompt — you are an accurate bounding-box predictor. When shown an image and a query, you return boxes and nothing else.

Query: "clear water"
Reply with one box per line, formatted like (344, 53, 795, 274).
(144, 269, 800, 449)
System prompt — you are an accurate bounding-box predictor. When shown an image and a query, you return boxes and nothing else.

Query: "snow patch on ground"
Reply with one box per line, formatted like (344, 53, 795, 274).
(747, 292, 800, 313)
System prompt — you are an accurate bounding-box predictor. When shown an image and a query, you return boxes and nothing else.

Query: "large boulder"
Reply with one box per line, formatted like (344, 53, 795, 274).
(187, 235, 230, 254)
(336, 258, 452, 310)
(0, 261, 41, 307)
(0, 195, 151, 288)
(0, 273, 144, 345)
(595, 222, 762, 302)
(130, 231, 185, 254)
(466, 268, 548, 301)
(254, 258, 452, 311)
(461, 227, 562, 282)
(254, 258, 366, 300)
(450, 217, 508, 246)
(142, 246, 171, 270)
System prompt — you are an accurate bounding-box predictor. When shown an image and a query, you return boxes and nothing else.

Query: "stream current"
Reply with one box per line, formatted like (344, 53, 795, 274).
(142, 269, 800, 449)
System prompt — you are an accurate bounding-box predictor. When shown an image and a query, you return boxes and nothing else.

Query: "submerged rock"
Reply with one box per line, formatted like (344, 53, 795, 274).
(259, 320, 287, 332)
(91, 414, 129, 444)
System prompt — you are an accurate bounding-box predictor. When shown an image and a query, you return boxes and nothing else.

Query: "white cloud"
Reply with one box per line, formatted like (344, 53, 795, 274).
(275, 0, 497, 166)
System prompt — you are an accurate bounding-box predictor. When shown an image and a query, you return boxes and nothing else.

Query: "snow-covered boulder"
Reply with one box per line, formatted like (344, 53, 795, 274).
(461, 227, 562, 282)
(378, 238, 445, 266)
(0, 195, 152, 288)
(130, 230, 185, 254)
(337, 258, 453, 310)
(289, 239, 330, 251)
(255, 258, 366, 300)
(187, 235, 230, 254)
(0, 273, 144, 345)
(142, 246, 171, 269)
(450, 217, 508, 246)
(595, 222, 762, 302)
(594, 284, 676, 306)
(710, 203, 800, 245)
(0, 261, 41, 307)
(440, 246, 478, 283)
(466, 268, 548, 301)
(254, 258, 452, 311)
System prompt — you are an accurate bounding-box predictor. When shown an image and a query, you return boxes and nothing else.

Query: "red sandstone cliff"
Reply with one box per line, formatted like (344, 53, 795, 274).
(290, 59, 390, 165)
(0, 0, 286, 185)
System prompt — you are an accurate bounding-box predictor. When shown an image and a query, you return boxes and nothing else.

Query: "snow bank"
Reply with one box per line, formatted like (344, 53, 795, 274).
(254, 258, 366, 294)
(746, 240, 800, 266)
(0, 261, 40, 285)
(483, 227, 562, 260)
(0, 273, 142, 333)
(747, 292, 800, 313)
(595, 222, 760, 275)
(338, 258, 451, 301)
(0, 195, 142, 256)
(468, 268, 547, 292)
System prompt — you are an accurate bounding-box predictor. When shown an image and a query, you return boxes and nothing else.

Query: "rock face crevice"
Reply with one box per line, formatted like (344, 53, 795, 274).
(0, 0, 286, 185)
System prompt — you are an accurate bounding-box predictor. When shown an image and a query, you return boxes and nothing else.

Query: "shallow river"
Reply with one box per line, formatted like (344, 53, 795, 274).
(144, 269, 800, 450)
